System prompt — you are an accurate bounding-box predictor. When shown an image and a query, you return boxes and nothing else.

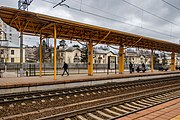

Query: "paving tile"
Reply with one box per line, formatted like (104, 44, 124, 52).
(158, 114, 174, 120)
(1, 71, 180, 88)
(125, 113, 141, 119)
(171, 115, 180, 120)
(153, 117, 169, 120)
(116, 116, 132, 120)
(142, 115, 157, 119)
(119, 98, 180, 120)
(135, 117, 151, 120)
(167, 110, 180, 116)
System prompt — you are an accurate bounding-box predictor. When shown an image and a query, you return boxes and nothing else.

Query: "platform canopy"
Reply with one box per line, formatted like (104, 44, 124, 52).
(0, 6, 180, 53)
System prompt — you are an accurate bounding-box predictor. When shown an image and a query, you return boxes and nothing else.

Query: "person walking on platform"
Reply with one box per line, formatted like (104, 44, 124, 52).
(129, 62, 133, 73)
(62, 62, 69, 76)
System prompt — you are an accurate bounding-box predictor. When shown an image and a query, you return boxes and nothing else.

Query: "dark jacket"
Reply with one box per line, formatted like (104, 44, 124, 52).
(129, 62, 133, 68)
(63, 63, 68, 69)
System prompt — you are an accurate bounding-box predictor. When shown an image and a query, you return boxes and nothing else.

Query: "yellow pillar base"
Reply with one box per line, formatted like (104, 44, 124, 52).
(171, 52, 175, 71)
(119, 46, 124, 74)
(39, 33, 42, 77)
(54, 25, 57, 80)
(151, 49, 154, 72)
(88, 42, 93, 76)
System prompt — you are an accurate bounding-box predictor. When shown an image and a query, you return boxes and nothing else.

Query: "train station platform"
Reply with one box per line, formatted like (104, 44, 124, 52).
(117, 98, 180, 120)
(0, 70, 180, 95)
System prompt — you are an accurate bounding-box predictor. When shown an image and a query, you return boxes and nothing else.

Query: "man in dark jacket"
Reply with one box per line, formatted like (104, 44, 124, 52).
(129, 62, 133, 73)
(62, 62, 69, 76)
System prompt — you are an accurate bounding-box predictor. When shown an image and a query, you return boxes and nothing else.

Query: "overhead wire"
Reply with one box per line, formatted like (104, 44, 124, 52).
(160, 0, 180, 41)
(72, 0, 172, 33)
(41, 0, 180, 39)
(121, 0, 180, 27)
(72, 0, 128, 21)
(161, 0, 180, 11)
(72, 0, 180, 26)
(71, 0, 173, 35)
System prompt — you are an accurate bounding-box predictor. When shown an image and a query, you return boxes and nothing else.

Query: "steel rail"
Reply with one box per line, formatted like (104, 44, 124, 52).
(37, 85, 180, 120)
(0, 75, 180, 104)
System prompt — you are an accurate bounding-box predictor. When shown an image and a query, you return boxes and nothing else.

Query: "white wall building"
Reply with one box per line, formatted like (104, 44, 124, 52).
(0, 42, 25, 63)
(94, 48, 118, 64)
(56, 47, 81, 64)
(0, 19, 19, 45)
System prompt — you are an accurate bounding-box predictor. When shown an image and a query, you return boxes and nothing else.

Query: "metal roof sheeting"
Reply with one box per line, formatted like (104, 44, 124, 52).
(0, 6, 180, 53)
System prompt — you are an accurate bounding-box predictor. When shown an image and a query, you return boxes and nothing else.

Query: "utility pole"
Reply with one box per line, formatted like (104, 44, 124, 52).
(18, 0, 33, 11)
(17, 0, 33, 76)
(20, 32, 23, 77)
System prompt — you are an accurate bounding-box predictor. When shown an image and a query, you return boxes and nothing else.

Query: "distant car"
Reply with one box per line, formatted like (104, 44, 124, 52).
(146, 66, 150, 70)
(135, 65, 146, 73)
(158, 64, 168, 71)
(176, 66, 180, 70)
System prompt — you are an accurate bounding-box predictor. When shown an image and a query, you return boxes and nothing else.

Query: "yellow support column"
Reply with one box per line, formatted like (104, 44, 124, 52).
(54, 25, 57, 80)
(171, 51, 175, 71)
(119, 46, 124, 74)
(151, 49, 154, 72)
(88, 41, 93, 76)
(39, 32, 42, 77)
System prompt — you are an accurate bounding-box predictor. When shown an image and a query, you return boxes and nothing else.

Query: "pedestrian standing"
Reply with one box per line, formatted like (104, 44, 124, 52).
(129, 62, 133, 73)
(62, 62, 69, 76)
(142, 63, 146, 72)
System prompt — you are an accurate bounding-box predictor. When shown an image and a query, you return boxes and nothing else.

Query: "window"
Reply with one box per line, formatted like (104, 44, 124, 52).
(9, 33, 12, 36)
(73, 58, 79, 63)
(60, 58, 63, 63)
(11, 58, 14, 63)
(61, 53, 63, 56)
(11, 50, 14, 55)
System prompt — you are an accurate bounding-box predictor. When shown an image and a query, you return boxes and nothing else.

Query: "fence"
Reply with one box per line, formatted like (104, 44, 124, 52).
(0, 63, 151, 78)
(0, 63, 118, 77)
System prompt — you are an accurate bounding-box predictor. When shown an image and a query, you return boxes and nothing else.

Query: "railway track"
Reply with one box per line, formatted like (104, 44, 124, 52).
(0, 75, 180, 119)
(0, 75, 180, 104)
(38, 87, 180, 120)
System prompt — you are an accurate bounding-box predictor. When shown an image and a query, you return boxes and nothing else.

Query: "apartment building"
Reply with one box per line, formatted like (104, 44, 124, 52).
(0, 19, 19, 45)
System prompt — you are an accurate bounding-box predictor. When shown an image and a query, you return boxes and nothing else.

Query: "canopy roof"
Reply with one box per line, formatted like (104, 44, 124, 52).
(0, 6, 180, 53)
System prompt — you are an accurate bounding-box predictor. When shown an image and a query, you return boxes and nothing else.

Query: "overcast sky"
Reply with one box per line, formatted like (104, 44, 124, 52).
(1, 0, 180, 46)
